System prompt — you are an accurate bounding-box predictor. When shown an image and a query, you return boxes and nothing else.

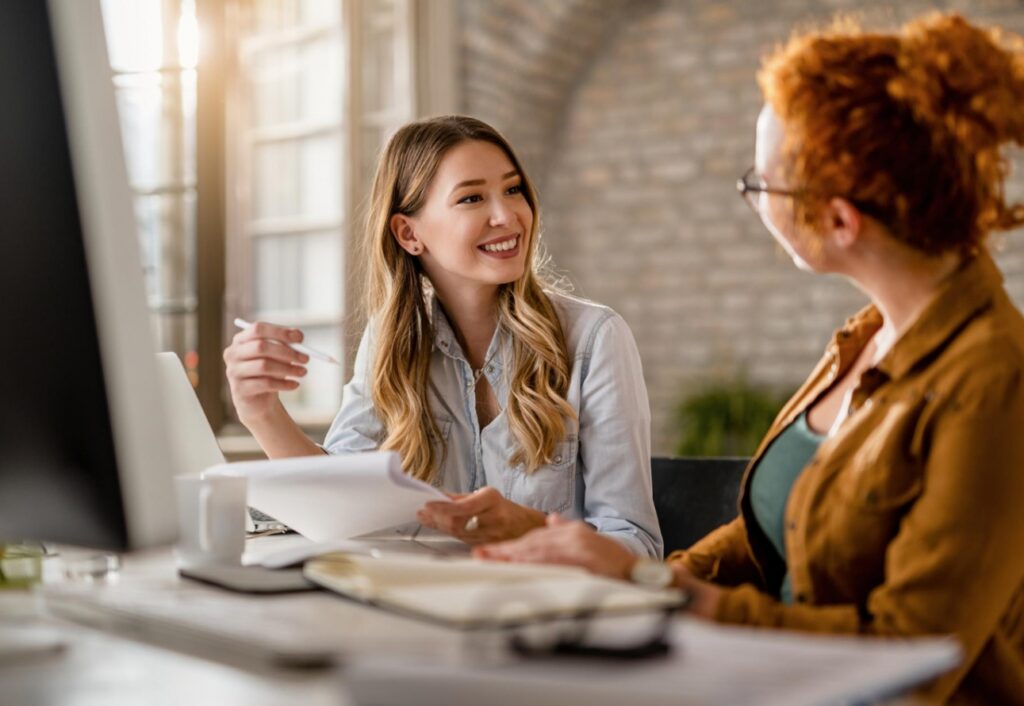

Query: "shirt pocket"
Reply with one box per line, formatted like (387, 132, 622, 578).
(836, 402, 923, 513)
(825, 403, 923, 595)
(507, 434, 578, 514)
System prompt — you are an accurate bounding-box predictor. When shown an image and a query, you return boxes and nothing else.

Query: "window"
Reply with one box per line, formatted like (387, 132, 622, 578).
(225, 0, 416, 427)
(102, 0, 456, 439)
(101, 0, 200, 383)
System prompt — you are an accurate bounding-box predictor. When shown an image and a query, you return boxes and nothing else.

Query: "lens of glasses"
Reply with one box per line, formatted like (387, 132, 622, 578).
(743, 189, 760, 214)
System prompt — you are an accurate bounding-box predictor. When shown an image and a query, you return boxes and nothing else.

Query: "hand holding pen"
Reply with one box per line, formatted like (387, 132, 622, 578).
(233, 318, 339, 365)
(223, 318, 338, 426)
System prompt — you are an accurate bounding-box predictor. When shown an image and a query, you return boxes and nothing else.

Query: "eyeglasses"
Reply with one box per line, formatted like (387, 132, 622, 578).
(737, 166, 885, 224)
(736, 166, 801, 215)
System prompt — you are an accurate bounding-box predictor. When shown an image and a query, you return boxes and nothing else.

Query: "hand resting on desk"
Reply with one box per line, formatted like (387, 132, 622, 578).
(475, 514, 723, 619)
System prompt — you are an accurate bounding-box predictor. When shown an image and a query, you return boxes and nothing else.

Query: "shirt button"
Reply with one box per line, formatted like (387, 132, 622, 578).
(552, 455, 562, 464)
(486, 365, 494, 373)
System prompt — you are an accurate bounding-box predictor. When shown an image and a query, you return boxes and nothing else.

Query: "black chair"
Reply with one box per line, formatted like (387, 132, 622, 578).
(651, 457, 749, 556)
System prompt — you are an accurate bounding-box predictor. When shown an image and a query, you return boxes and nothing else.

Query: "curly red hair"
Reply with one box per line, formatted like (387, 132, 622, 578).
(758, 13, 1024, 255)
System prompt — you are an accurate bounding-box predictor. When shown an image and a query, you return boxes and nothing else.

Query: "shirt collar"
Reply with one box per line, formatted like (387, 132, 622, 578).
(429, 294, 462, 361)
(428, 293, 508, 370)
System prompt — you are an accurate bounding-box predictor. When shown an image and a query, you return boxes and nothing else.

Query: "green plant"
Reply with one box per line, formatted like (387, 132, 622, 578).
(673, 377, 791, 457)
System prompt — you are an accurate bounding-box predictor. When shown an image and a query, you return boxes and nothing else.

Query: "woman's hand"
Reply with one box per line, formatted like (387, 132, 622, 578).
(472, 514, 638, 580)
(416, 487, 547, 544)
(475, 516, 725, 618)
(224, 321, 308, 427)
(668, 563, 723, 620)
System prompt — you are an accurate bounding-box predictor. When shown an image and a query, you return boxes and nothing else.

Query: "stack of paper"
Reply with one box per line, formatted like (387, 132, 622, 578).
(204, 452, 446, 542)
(304, 553, 686, 629)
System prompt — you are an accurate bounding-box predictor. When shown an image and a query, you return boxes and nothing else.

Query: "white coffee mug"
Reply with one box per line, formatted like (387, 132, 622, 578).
(174, 475, 247, 568)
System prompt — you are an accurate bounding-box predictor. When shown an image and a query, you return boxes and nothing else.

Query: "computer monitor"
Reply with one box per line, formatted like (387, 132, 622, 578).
(0, 0, 178, 550)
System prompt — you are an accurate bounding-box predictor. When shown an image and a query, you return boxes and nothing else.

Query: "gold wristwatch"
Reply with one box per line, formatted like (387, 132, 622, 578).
(629, 559, 675, 588)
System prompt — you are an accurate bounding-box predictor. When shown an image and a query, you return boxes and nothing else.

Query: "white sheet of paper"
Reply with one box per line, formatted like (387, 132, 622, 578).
(204, 452, 448, 543)
(346, 617, 963, 706)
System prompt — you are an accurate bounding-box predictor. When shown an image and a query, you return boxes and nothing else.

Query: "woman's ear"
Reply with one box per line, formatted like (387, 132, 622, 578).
(825, 197, 862, 250)
(390, 213, 423, 255)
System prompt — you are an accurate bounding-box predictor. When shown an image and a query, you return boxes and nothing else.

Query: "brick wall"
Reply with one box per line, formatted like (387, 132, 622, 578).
(458, 0, 1024, 453)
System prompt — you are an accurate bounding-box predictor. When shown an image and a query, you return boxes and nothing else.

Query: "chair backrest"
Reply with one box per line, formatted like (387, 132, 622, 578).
(651, 457, 749, 557)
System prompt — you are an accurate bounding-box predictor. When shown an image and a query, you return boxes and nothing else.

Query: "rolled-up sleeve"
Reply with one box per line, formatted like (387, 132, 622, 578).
(577, 313, 663, 559)
(323, 322, 385, 454)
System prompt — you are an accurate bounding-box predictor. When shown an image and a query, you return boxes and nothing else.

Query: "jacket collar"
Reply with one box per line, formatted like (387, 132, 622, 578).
(874, 251, 1002, 381)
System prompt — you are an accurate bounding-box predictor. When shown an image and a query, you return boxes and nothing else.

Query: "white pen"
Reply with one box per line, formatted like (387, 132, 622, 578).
(233, 318, 340, 366)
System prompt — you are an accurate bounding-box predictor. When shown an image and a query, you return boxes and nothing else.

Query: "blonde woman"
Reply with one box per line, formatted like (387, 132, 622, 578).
(224, 115, 662, 558)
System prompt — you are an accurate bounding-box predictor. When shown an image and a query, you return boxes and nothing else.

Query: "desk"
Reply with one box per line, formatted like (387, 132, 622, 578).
(2, 542, 466, 706)
(3, 544, 948, 706)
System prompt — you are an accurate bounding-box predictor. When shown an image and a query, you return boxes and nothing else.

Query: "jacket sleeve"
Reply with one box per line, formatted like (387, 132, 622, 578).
(667, 515, 765, 587)
(708, 360, 1024, 703)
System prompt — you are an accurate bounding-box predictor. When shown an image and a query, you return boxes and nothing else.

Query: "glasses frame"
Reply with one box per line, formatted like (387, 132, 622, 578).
(736, 166, 802, 215)
(737, 166, 886, 225)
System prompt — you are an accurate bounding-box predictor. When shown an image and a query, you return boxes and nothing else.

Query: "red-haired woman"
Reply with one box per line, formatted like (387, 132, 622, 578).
(477, 13, 1024, 703)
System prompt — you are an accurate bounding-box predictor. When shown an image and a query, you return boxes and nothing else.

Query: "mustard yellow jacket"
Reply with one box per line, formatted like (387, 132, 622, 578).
(669, 253, 1024, 704)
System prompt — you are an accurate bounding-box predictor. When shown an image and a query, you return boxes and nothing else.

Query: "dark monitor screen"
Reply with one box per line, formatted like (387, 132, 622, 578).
(0, 1, 128, 548)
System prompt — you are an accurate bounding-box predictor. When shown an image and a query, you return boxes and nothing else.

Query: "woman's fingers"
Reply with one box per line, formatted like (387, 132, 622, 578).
(474, 529, 563, 562)
(227, 336, 309, 366)
(234, 320, 304, 346)
(230, 357, 307, 381)
(233, 376, 300, 396)
(424, 487, 500, 517)
(416, 506, 477, 538)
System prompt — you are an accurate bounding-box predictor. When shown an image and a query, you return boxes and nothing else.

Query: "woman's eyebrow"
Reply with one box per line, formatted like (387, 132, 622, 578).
(449, 178, 485, 195)
(449, 171, 520, 196)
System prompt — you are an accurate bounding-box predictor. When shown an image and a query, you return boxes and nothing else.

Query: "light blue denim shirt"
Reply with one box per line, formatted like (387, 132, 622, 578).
(323, 291, 663, 558)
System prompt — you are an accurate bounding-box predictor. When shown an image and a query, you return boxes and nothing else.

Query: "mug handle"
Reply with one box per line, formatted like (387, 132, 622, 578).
(198, 484, 213, 553)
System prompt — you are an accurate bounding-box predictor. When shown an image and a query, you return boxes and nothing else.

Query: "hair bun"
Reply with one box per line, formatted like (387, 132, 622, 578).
(886, 13, 1024, 153)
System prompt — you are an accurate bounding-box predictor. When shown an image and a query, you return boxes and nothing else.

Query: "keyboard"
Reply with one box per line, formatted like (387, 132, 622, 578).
(41, 585, 339, 669)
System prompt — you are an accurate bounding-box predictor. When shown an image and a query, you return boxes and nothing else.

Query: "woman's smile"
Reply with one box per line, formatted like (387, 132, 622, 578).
(478, 233, 521, 259)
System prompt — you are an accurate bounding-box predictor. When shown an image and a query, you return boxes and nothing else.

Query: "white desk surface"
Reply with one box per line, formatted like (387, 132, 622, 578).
(1, 543, 938, 706)
(0, 541, 466, 706)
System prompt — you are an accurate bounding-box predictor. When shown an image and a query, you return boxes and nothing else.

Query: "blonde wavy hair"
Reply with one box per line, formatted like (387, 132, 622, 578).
(361, 115, 576, 482)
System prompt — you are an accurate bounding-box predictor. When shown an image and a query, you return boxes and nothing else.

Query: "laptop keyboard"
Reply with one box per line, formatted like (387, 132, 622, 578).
(42, 586, 339, 669)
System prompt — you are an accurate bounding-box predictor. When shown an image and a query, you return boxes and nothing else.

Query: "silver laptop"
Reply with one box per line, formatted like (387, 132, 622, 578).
(156, 352, 226, 478)
(156, 352, 285, 533)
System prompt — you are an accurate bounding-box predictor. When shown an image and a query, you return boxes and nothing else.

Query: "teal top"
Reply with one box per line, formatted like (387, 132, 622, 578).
(749, 410, 825, 603)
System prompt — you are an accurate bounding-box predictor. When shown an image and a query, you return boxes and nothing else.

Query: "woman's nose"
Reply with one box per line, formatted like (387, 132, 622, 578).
(489, 199, 513, 227)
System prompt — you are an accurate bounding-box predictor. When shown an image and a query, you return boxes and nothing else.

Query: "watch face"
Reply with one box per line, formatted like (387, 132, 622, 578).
(632, 560, 673, 588)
